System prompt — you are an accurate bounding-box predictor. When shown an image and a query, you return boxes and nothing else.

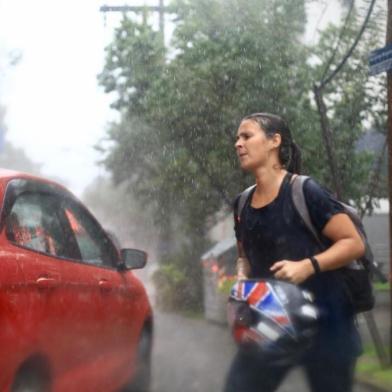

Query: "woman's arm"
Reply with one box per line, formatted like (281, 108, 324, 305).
(236, 241, 251, 280)
(312, 212, 365, 270)
(270, 213, 365, 284)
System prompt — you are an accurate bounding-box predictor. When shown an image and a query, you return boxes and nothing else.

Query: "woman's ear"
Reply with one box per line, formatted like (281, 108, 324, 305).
(271, 133, 282, 149)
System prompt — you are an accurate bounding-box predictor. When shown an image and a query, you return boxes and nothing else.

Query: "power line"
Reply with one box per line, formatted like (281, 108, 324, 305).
(319, 0, 355, 83)
(319, 0, 377, 89)
(313, 0, 378, 200)
(100, 1, 172, 41)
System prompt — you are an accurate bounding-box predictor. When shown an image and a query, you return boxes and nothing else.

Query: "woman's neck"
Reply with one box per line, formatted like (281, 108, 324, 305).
(251, 167, 287, 207)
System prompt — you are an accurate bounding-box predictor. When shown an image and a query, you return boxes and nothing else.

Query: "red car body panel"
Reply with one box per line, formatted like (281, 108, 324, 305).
(0, 169, 152, 391)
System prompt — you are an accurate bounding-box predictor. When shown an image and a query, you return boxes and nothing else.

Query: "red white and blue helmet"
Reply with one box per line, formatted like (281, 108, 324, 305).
(227, 279, 319, 364)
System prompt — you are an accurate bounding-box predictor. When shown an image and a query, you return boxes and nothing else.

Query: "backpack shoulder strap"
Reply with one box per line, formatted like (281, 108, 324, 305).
(290, 175, 324, 249)
(236, 184, 256, 222)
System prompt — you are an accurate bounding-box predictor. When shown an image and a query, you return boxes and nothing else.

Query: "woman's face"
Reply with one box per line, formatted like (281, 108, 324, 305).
(235, 119, 279, 171)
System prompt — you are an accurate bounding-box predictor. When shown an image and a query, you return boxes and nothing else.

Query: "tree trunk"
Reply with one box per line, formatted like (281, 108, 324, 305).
(313, 84, 343, 199)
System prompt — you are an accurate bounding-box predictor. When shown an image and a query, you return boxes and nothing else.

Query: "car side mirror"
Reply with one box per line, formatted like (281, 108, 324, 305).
(120, 248, 147, 270)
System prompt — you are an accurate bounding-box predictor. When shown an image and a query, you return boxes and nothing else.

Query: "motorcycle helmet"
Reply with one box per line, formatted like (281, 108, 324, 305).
(227, 279, 319, 365)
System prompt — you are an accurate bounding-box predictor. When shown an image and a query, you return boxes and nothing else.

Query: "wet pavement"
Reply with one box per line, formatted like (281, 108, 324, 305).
(151, 312, 376, 392)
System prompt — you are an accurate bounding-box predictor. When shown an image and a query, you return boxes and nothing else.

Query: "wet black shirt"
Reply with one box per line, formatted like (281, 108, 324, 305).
(233, 174, 362, 357)
(234, 174, 344, 280)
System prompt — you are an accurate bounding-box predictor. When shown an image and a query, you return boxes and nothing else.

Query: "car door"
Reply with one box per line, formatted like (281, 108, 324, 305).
(2, 179, 142, 391)
(55, 197, 141, 391)
(1, 179, 112, 388)
(0, 224, 29, 389)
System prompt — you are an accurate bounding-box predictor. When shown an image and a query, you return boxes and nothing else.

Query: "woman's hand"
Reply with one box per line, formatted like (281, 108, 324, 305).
(270, 259, 314, 284)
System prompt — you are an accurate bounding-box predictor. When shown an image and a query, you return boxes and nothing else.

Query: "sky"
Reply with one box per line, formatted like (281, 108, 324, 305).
(0, 0, 341, 198)
(0, 0, 154, 196)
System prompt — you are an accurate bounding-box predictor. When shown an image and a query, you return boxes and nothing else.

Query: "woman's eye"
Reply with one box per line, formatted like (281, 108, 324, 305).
(236, 132, 251, 141)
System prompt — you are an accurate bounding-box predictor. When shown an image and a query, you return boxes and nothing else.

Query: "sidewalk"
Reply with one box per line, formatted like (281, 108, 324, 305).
(358, 290, 390, 346)
(354, 290, 391, 392)
(151, 311, 381, 392)
(202, 289, 392, 392)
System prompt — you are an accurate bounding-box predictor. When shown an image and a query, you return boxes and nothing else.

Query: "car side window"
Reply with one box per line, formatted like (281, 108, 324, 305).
(62, 200, 118, 268)
(5, 192, 80, 260)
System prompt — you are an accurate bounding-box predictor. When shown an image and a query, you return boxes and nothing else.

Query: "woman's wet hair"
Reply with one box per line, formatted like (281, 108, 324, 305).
(242, 112, 302, 174)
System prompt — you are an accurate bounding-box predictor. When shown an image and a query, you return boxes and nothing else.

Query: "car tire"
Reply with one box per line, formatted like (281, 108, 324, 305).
(123, 328, 152, 392)
(11, 366, 50, 392)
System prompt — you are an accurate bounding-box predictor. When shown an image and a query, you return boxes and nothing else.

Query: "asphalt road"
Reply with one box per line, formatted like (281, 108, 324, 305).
(150, 312, 374, 392)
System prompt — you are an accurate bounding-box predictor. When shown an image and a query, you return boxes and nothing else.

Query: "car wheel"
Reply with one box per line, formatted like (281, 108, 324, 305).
(123, 328, 152, 392)
(11, 366, 50, 392)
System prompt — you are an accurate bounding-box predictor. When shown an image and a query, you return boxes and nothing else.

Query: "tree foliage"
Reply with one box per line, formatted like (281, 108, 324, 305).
(309, 2, 387, 204)
(99, 0, 315, 233)
(98, 0, 387, 286)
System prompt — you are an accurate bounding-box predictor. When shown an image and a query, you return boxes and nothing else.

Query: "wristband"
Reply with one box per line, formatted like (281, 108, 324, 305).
(309, 256, 321, 274)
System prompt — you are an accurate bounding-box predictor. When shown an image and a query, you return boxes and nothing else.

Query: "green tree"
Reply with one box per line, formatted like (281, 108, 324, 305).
(100, 0, 314, 223)
(309, 2, 387, 206)
(99, 0, 314, 310)
(98, 0, 386, 309)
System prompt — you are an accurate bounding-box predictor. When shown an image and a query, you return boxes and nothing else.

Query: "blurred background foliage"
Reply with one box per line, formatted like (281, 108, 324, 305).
(0, 104, 43, 176)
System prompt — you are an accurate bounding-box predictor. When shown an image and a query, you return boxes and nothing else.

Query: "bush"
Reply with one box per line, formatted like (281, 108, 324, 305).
(152, 248, 203, 312)
(151, 263, 187, 311)
(356, 346, 392, 391)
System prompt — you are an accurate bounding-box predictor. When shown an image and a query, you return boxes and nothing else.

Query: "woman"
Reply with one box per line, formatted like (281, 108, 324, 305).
(224, 113, 364, 392)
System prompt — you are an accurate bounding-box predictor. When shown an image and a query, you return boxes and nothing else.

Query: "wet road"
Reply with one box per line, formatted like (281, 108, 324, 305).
(151, 312, 374, 392)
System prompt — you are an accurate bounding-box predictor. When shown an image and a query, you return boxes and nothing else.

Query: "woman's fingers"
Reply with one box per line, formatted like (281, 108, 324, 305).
(271, 260, 312, 284)
(270, 260, 286, 272)
(271, 261, 288, 281)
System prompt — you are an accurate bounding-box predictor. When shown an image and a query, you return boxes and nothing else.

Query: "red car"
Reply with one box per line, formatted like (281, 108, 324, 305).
(0, 169, 153, 392)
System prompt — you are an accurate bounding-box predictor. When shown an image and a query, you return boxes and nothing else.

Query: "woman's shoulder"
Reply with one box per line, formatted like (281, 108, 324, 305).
(297, 175, 345, 229)
(233, 184, 256, 210)
(300, 175, 334, 199)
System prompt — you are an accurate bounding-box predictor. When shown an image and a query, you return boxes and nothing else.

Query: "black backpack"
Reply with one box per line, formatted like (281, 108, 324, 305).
(236, 174, 379, 314)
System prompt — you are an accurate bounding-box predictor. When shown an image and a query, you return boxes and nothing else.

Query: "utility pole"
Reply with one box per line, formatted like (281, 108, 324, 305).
(365, 0, 392, 367)
(100, 1, 170, 42)
(99, 2, 174, 259)
(387, 0, 392, 363)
